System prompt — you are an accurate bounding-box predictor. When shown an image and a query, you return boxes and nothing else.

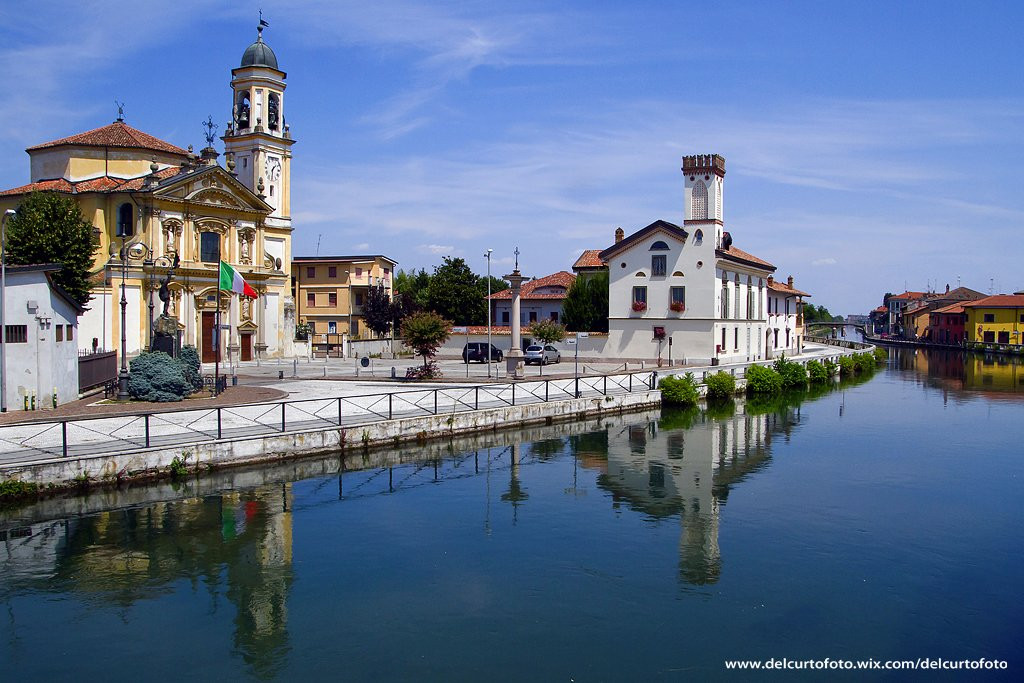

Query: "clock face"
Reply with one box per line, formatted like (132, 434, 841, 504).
(265, 156, 281, 181)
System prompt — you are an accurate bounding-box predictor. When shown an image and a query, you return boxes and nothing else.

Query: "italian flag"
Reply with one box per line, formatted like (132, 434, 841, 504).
(219, 261, 258, 298)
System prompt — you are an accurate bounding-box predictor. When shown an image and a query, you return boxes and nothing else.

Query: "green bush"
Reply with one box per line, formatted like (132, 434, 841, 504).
(745, 365, 783, 394)
(823, 359, 838, 377)
(806, 360, 830, 384)
(704, 371, 737, 401)
(405, 361, 443, 380)
(873, 347, 888, 363)
(659, 373, 699, 406)
(0, 478, 39, 503)
(773, 355, 808, 388)
(853, 352, 876, 374)
(177, 345, 204, 392)
(837, 355, 855, 377)
(129, 351, 192, 402)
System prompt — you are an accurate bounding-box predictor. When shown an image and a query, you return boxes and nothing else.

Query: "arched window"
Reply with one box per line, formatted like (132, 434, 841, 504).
(268, 93, 280, 130)
(116, 203, 133, 237)
(236, 90, 251, 128)
(200, 232, 220, 263)
(694, 229, 703, 245)
(649, 240, 670, 251)
(691, 180, 708, 220)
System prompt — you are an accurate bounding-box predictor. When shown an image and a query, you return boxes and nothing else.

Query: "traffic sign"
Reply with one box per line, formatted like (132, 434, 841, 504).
(452, 326, 468, 334)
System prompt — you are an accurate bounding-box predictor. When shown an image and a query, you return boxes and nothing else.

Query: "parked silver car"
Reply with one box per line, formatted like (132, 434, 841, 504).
(524, 344, 560, 365)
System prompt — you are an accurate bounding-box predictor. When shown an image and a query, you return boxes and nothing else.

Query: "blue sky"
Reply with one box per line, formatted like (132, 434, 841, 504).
(1, 0, 1021, 314)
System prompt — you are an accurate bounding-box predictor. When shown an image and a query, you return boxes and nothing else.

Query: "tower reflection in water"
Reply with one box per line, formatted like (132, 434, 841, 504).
(583, 401, 802, 585)
(0, 484, 294, 679)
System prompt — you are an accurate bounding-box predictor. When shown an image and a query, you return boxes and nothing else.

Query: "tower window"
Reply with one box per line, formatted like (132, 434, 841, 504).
(236, 90, 251, 128)
(200, 232, 220, 263)
(691, 180, 708, 220)
(116, 203, 133, 237)
(694, 229, 703, 245)
(268, 93, 280, 130)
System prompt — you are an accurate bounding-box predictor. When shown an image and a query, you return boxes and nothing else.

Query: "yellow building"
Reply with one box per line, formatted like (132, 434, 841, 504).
(963, 294, 1024, 348)
(0, 24, 296, 362)
(291, 256, 397, 350)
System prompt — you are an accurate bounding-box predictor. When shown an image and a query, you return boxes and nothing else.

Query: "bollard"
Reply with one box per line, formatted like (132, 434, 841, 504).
(53, 387, 58, 408)
(391, 367, 396, 379)
(293, 358, 298, 377)
(278, 370, 284, 380)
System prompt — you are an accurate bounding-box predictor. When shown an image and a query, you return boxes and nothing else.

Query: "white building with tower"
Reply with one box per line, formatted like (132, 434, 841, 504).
(600, 154, 788, 365)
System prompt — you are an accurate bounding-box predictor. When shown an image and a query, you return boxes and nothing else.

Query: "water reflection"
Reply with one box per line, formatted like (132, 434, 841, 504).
(589, 400, 802, 586)
(893, 346, 1023, 395)
(1, 485, 294, 679)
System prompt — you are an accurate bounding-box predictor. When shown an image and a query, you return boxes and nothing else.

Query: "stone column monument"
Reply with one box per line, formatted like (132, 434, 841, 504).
(504, 257, 527, 379)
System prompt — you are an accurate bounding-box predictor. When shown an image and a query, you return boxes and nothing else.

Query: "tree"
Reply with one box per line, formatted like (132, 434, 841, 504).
(362, 283, 394, 338)
(5, 191, 99, 306)
(394, 268, 431, 312)
(528, 318, 566, 345)
(562, 271, 609, 332)
(528, 319, 566, 375)
(426, 257, 486, 325)
(401, 311, 451, 367)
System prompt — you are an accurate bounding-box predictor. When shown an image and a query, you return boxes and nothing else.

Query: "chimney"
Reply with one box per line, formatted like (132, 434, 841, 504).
(787, 275, 794, 289)
(767, 275, 774, 286)
(615, 227, 624, 244)
(945, 283, 950, 293)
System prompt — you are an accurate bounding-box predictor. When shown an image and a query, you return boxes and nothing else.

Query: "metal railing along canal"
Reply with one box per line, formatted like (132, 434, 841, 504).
(0, 371, 658, 465)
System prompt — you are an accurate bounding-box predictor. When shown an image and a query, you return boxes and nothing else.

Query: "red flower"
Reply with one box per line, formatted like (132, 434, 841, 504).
(632, 301, 647, 312)
(669, 301, 685, 312)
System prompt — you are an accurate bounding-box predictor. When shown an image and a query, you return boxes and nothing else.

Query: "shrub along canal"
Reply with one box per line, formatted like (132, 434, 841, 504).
(1, 347, 1021, 680)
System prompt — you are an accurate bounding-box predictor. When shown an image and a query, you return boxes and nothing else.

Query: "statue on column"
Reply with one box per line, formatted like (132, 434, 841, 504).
(151, 252, 181, 356)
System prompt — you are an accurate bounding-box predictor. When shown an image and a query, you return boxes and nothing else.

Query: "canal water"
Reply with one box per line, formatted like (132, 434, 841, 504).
(2, 348, 1021, 680)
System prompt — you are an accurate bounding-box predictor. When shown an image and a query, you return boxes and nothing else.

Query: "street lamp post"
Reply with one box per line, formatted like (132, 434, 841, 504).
(116, 235, 131, 400)
(1, 209, 16, 413)
(145, 257, 155, 351)
(485, 248, 493, 379)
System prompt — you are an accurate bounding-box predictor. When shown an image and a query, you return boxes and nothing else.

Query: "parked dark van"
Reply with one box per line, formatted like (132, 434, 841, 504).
(462, 342, 504, 363)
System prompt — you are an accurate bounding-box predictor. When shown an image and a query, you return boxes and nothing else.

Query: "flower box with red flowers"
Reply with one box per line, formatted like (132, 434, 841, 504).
(631, 301, 647, 312)
(669, 301, 685, 313)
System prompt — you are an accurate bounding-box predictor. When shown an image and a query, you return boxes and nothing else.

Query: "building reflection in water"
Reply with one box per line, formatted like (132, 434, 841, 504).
(0, 484, 294, 679)
(894, 347, 1023, 396)
(582, 402, 802, 586)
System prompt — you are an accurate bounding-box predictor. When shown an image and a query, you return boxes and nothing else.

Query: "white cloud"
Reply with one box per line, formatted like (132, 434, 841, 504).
(812, 257, 838, 266)
(420, 244, 454, 255)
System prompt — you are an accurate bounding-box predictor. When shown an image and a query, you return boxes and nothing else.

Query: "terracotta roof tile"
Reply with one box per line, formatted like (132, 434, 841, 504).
(572, 250, 605, 270)
(0, 167, 180, 197)
(873, 305, 889, 313)
(767, 281, 810, 297)
(27, 122, 188, 156)
(716, 244, 776, 271)
(889, 291, 927, 300)
(961, 294, 1024, 308)
(932, 302, 966, 315)
(488, 271, 575, 300)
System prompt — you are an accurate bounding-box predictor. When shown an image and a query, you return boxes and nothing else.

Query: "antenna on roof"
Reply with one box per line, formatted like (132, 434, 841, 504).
(316, 234, 322, 256)
(114, 100, 125, 123)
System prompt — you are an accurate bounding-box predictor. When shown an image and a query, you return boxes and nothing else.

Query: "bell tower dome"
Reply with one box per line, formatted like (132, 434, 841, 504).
(222, 22, 295, 226)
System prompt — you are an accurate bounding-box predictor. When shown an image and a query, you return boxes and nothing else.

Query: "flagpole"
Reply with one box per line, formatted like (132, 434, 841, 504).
(214, 292, 221, 397)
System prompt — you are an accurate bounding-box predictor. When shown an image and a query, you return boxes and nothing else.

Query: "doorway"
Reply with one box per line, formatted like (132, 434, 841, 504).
(241, 333, 253, 361)
(202, 311, 218, 363)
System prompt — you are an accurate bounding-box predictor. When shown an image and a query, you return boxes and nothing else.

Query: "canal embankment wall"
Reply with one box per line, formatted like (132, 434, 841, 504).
(2, 390, 661, 489)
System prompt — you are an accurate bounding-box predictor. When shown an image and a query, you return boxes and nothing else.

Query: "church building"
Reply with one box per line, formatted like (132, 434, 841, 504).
(0, 24, 296, 362)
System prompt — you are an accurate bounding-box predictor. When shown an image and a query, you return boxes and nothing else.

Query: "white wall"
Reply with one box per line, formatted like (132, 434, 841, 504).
(79, 288, 112, 352)
(263, 292, 280, 354)
(2, 271, 80, 410)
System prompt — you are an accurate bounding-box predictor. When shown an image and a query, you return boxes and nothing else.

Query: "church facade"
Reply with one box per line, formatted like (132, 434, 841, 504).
(0, 25, 296, 362)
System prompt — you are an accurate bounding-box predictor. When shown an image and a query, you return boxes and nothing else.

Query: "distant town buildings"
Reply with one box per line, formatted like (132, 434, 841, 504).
(487, 271, 574, 326)
(291, 255, 397, 346)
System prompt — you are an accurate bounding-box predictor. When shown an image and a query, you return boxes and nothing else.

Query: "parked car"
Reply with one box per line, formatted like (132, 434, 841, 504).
(462, 342, 504, 363)
(524, 344, 560, 365)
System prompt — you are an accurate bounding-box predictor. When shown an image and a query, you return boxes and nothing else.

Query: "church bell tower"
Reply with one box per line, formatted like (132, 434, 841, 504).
(222, 22, 295, 227)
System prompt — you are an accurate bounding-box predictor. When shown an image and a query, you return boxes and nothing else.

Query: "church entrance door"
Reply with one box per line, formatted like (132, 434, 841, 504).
(202, 312, 218, 363)
(241, 333, 253, 361)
